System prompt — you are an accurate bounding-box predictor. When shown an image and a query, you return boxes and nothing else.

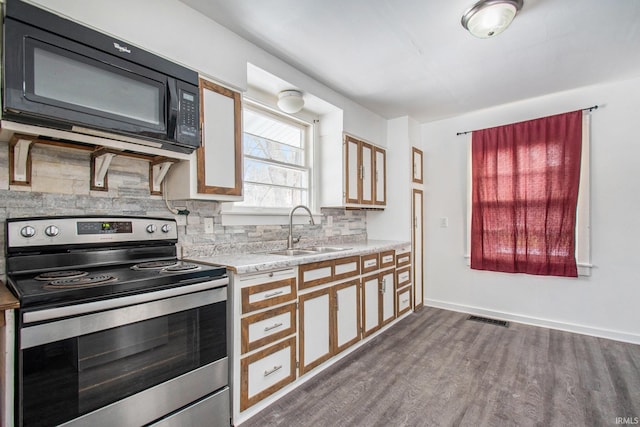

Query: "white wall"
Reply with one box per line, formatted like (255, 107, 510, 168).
(421, 75, 640, 343)
(29, 0, 386, 146)
(368, 116, 421, 241)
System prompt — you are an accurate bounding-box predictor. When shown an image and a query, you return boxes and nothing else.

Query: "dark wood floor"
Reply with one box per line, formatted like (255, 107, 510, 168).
(241, 307, 640, 427)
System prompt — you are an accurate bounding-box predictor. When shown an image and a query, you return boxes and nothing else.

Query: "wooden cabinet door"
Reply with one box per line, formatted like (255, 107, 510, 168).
(299, 288, 332, 375)
(413, 189, 424, 309)
(360, 141, 374, 205)
(380, 269, 395, 326)
(345, 136, 360, 204)
(197, 78, 242, 195)
(374, 147, 386, 205)
(362, 273, 381, 337)
(333, 280, 360, 353)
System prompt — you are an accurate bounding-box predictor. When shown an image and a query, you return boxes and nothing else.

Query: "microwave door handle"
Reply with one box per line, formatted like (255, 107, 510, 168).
(167, 78, 179, 137)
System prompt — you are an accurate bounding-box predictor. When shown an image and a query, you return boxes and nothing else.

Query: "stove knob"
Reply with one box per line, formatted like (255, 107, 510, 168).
(146, 224, 157, 234)
(161, 224, 172, 233)
(20, 226, 36, 238)
(45, 225, 60, 237)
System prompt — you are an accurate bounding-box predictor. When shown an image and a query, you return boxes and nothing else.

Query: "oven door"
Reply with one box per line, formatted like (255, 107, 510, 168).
(17, 279, 229, 427)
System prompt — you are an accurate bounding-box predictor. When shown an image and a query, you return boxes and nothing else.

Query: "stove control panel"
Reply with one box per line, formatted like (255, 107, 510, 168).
(7, 217, 178, 249)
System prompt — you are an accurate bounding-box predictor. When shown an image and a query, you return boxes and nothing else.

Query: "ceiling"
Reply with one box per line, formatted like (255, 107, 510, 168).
(180, 0, 640, 123)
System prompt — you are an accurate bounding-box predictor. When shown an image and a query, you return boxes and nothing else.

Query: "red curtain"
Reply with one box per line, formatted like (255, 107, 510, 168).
(470, 110, 582, 277)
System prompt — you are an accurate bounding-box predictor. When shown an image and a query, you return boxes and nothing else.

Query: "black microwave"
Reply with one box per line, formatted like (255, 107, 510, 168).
(2, 1, 200, 154)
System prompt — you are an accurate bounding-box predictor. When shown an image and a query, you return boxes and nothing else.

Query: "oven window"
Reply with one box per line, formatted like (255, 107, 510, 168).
(20, 301, 225, 426)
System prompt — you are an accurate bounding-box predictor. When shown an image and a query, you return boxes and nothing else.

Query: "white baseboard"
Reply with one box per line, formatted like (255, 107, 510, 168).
(425, 298, 640, 345)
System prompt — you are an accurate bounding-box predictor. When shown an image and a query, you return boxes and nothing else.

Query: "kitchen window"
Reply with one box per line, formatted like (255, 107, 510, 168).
(234, 104, 313, 211)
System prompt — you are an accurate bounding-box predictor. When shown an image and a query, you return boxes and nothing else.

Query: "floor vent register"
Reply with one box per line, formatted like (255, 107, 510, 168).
(467, 315, 510, 328)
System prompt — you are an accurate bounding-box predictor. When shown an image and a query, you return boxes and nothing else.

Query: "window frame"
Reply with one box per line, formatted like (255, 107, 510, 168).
(220, 100, 317, 220)
(465, 114, 592, 276)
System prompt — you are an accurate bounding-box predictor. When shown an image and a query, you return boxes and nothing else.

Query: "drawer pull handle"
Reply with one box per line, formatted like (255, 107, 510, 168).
(264, 322, 284, 332)
(264, 290, 284, 298)
(264, 365, 283, 377)
(402, 299, 409, 304)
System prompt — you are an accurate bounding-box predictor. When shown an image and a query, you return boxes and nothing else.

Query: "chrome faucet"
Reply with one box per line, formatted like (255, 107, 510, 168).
(287, 205, 315, 249)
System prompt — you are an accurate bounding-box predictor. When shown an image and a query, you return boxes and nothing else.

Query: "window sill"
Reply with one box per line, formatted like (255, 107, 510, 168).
(463, 255, 592, 277)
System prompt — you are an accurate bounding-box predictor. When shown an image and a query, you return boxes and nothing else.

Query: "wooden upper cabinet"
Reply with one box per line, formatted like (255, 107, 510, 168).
(197, 78, 243, 196)
(374, 147, 386, 206)
(344, 135, 386, 208)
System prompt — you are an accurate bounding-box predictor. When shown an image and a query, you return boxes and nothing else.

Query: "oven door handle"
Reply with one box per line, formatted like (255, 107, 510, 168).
(21, 278, 228, 349)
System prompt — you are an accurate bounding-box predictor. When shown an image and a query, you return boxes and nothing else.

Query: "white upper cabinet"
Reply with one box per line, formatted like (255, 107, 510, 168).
(165, 77, 243, 201)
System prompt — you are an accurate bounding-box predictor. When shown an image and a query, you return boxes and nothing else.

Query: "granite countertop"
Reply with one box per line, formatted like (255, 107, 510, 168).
(186, 239, 410, 275)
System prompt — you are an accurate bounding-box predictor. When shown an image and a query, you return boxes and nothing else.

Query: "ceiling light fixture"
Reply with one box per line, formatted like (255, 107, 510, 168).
(277, 90, 305, 114)
(461, 0, 523, 38)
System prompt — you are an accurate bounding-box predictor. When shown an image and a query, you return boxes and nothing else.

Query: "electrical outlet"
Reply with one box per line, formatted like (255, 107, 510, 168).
(440, 217, 449, 228)
(204, 217, 214, 234)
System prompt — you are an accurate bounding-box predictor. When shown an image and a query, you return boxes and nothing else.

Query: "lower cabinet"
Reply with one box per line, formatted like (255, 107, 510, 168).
(236, 247, 412, 419)
(362, 269, 396, 337)
(299, 279, 361, 375)
(299, 288, 332, 375)
(240, 337, 296, 411)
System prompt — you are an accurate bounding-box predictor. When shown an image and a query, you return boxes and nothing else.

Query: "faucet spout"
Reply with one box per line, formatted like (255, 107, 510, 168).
(287, 205, 315, 250)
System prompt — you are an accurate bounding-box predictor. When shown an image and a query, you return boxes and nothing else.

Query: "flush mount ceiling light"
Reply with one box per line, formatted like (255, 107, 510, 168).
(277, 90, 305, 114)
(461, 0, 523, 38)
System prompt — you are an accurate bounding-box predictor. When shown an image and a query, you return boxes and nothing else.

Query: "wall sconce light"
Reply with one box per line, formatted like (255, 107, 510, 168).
(461, 0, 523, 38)
(277, 90, 305, 114)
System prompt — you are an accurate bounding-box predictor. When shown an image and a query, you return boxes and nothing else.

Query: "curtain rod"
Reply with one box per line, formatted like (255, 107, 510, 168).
(455, 105, 599, 136)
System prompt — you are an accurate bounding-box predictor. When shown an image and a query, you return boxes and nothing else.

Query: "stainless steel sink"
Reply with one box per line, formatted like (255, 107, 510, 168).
(268, 246, 350, 256)
(302, 246, 350, 253)
(268, 249, 319, 256)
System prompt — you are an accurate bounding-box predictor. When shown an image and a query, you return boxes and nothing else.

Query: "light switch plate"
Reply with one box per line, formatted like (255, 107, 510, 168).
(204, 217, 214, 233)
(439, 217, 449, 228)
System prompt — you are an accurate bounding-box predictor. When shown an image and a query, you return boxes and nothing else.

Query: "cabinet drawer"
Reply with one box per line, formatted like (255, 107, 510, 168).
(242, 278, 297, 314)
(396, 266, 411, 288)
(240, 337, 296, 411)
(380, 250, 396, 269)
(397, 287, 412, 316)
(241, 303, 296, 354)
(299, 260, 333, 290)
(299, 256, 361, 290)
(334, 256, 360, 281)
(361, 253, 380, 274)
(396, 251, 411, 267)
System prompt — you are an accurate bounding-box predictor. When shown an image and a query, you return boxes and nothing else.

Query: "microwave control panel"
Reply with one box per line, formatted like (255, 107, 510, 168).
(178, 89, 199, 139)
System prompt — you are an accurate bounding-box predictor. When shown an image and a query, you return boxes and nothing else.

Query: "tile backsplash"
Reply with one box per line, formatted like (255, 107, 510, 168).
(0, 141, 367, 280)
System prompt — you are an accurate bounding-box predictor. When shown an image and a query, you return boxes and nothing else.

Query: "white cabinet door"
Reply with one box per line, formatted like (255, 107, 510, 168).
(380, 269, 395, 325)
(362, 274, 380, 336)
(374, 147, 386, 205)
(334, 280, 360, 353)
(361, 142, 374, 205)
(240, 337, 296, 411)
(299, 288, 332, 375)
(413, 189, 424, 309)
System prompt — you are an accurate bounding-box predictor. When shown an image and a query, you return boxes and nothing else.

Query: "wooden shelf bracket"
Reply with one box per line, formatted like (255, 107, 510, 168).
(90, 148, 118, 191)
(9, 135, 36, 185)
(149, 157, 177, 195)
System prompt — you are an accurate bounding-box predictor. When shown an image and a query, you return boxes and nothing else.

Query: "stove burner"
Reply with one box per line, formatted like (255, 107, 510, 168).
(161, 262, 201, 273)
(44, 275, 118, 289)
(131, 261, 179, 270)
(35, 270, 88, 281)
